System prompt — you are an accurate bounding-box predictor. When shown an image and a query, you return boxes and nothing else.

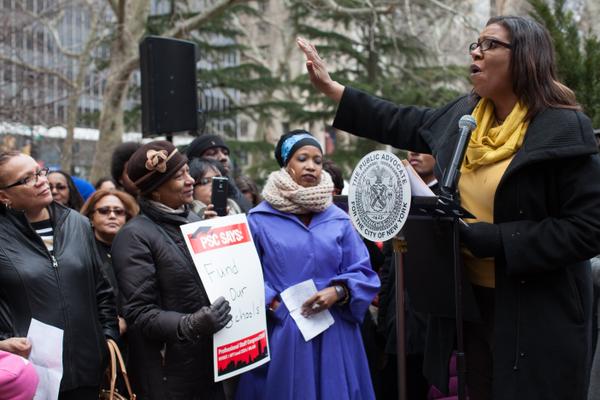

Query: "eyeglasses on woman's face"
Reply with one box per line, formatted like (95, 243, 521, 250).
(469, 38, 512, 53)
(0, 167, 50, 190)
(94, 206, 126, 217)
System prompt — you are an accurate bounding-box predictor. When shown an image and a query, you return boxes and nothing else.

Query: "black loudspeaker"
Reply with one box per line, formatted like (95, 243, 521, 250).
(140, 36, 198, 137)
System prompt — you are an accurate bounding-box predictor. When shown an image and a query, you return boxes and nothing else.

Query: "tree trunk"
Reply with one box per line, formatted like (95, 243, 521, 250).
(90, 0, 150, 182)
(61, 58, 89, 174)
(60, 90, 79, 174)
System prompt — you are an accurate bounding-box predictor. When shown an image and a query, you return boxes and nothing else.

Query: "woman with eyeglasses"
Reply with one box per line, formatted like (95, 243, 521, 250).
(80, 189, 139, 336)
(0, 151, 118, 399)
(188, 158, 242, 219)
(48, 170, 84, 210)
(298, 16, 600, 400)
(111, 141, 232, 400)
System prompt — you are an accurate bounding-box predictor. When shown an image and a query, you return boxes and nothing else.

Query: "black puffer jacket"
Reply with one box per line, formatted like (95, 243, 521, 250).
(0, 202, 118, 391)
(111, 199, 224, 400)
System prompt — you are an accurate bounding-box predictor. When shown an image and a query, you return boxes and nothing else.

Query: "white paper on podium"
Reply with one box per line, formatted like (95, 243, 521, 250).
(402, 159, 436, 197)
(26, 318, 64, 400)
(280, 279, 334, 342)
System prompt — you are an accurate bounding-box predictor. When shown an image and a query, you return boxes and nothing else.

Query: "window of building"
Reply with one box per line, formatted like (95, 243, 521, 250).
(239, 119, 248, 138)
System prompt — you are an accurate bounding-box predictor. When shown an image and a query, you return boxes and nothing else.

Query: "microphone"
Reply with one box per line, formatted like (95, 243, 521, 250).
(441, 115, 477, 198)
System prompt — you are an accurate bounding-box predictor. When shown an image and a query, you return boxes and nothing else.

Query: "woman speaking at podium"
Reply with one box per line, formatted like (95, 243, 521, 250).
(298, 16, 600, 400)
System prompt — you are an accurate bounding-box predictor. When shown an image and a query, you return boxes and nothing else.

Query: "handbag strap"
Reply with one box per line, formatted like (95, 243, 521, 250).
(105, 338, 118, 398)
(106, 339, 137, 400)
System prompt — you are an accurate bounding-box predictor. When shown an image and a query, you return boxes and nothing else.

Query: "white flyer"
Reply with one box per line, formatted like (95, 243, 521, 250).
(26, 318, 64, 400)
(280, 279, 335, 342)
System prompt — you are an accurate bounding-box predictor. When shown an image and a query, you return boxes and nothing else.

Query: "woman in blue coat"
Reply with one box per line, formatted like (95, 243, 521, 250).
(236, 130, 380, 400)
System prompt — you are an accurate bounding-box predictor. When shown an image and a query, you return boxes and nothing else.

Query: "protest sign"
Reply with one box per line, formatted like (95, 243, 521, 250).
(181, 214, 270, 382)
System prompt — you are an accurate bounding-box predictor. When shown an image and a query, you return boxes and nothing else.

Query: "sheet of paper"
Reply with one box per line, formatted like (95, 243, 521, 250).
(402, 159, 436, 197)
(26, 318, 64, 400)
(280, 280, 334, 342)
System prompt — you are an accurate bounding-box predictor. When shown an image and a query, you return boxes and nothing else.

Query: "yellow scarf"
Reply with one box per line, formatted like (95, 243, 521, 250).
(462, 98, 529, 171)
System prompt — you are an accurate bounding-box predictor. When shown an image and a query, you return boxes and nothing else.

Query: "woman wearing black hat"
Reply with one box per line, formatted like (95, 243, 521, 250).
(111, 140, 232, 400)
(186, 134, 253, 213)
(235, 130, 380, 400)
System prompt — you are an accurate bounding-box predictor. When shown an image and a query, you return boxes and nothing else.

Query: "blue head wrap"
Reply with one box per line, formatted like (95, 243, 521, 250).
(275, 131, 322, 167)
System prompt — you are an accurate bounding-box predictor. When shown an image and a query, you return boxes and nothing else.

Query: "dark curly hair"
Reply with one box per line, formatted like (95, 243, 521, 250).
(110, 142, 141, 185)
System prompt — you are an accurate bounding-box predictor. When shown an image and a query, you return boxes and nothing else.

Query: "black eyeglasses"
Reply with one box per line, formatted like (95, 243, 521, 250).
(194, 177, 212, 187)
(0, 167, 50, 190)
(469, 38, 512, 53)
(94, 206, 126, 217)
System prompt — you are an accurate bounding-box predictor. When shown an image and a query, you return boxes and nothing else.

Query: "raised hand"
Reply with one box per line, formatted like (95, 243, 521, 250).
(296, 37, 345, 103)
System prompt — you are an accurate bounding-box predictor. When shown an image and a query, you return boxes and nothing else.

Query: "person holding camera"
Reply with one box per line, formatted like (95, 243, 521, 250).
(111, 141, 232, 400)
(188, 158, 242, 219)
(186, 134, 252, 213)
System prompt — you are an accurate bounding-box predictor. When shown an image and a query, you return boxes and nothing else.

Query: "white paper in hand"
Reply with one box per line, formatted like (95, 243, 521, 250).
(27, 318, 64, 400)
(280, 279, 334, 341)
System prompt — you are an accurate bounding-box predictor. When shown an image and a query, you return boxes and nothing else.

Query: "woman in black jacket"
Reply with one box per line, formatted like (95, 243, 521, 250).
(111, 140, 232, 400)
(0, 151, 118, 399)
(80, 188, 139, 336)
(298, 16, 600, 400)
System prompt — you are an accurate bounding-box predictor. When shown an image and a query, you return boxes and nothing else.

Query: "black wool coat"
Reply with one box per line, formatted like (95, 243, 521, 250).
(0, 202, 118, 391)
(334, 87, 600, 400)
(111, 199, 224, 400)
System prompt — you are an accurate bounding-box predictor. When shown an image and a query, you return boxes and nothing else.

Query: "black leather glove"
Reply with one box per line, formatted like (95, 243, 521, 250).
(178, 296, 232, 341)
(460, 221, 502, 258)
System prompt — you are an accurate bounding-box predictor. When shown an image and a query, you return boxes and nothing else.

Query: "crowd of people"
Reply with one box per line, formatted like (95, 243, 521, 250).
(1, 14, 600, 400)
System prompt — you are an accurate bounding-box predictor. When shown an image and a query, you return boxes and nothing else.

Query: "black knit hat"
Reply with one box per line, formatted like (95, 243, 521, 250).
(127, 140, 188, 195)
(274, 129, 322, 167)
(186, 134, 229, 159)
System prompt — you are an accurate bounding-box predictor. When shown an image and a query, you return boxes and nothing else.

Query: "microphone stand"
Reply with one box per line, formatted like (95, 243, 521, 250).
(393, 234, 408, 400)
(438, 115, 474, 400)
(438, 191, 467, 400)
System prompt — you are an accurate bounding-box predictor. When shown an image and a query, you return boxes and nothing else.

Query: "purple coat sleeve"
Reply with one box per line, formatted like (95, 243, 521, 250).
(248, 215, 278, 305)
(329, 222, 381, 324)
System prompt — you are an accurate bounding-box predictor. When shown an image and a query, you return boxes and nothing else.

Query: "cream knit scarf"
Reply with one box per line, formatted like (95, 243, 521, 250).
(262, 168, 334, 214)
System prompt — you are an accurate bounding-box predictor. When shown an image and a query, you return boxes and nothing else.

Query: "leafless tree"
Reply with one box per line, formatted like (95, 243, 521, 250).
(0, 0, 106, 172)
(89, 0, 251, 181)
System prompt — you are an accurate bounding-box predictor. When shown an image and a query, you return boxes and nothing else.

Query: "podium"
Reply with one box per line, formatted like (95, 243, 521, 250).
(393, 196, 478, 400)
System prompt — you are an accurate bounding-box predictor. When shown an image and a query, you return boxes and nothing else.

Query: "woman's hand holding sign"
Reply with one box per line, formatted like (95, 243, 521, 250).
(179, 296, 232, 340)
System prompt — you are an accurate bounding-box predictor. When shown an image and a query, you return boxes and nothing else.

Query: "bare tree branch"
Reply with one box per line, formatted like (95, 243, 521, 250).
(424, 0, 480, 32)
(0, 55, 76, 89)
(165, 0, 250, 38)
(312, 0, 395, 15)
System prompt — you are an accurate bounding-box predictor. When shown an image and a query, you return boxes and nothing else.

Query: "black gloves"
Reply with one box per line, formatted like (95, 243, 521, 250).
(460, 221, 502, 258)
(178, 296, 232, 341)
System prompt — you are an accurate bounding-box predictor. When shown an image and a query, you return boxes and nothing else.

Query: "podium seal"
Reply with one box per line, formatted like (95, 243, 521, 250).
(348, 151, 411, 242)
